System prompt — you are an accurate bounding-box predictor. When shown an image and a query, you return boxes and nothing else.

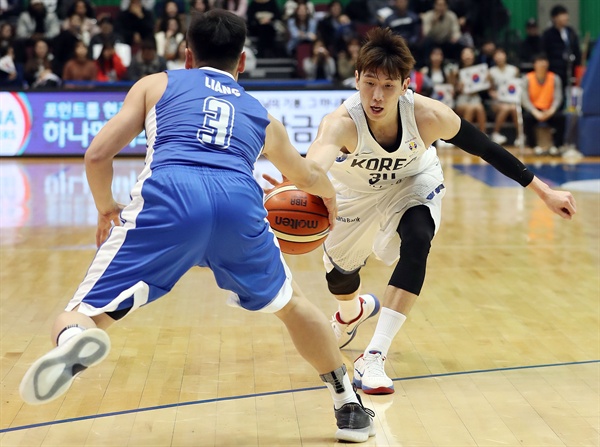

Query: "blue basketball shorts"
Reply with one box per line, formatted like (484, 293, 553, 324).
(66, 165, 292, 317)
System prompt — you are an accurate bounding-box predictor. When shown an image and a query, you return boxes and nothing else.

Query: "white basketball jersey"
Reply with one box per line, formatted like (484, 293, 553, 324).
(330, 90, 438, 193)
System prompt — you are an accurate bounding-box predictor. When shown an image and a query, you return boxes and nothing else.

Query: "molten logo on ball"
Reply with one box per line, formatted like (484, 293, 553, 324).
(264, 182, 330, 255)
(275, 216, 320, 229)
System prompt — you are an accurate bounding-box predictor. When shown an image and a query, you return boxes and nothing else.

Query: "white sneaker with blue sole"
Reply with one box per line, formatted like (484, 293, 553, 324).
(353, 351, 395, 395)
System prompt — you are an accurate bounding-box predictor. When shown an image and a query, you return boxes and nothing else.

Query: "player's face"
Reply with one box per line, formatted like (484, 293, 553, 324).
(356, 70, 408, 122)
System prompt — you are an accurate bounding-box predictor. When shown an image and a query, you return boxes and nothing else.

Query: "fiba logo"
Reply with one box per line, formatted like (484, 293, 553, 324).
(408, 141, 418, 151)
(0, 92, 32, 156)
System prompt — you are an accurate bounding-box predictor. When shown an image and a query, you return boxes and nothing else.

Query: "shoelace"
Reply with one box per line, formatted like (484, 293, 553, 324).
(363, 353, 387, 377)
(353, 387, 376, 418)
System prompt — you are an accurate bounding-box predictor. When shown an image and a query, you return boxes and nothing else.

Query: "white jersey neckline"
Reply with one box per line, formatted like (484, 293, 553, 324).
(198, 67, 235, 80)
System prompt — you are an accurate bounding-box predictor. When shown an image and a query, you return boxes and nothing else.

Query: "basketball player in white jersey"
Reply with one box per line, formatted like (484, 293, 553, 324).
(19, 10, 375, 443)
(269, 27, 576, 395)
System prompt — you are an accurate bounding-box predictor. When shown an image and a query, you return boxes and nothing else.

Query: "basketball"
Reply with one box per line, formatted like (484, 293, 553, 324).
(264, 182, 330, 255)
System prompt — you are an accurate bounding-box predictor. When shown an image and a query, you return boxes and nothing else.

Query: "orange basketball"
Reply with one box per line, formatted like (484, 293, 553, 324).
(264, 182, 330, 255)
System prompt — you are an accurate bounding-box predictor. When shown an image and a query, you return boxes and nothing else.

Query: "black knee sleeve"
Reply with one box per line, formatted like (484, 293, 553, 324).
(389, 206, 435, 295)
(326, 267, 361, 295)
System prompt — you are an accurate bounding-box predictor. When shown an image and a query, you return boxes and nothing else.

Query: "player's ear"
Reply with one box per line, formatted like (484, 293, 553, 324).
(401, 77, 410, 93)
(184, 47, 194, 69)
(354, 70, 359, 90)
(237, 51, 246, 74)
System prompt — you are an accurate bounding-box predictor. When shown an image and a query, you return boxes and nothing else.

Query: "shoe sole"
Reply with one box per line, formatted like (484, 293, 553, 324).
(335, 421, 376, 442)
(339, 294, 381, 349)
(20, 328, 111, 405)
(353, 376, 395, 395)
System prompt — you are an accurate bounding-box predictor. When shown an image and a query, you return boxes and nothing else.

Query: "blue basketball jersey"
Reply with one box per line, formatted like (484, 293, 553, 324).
(66, 67, 293, 317)
(148, 68, 270, 174)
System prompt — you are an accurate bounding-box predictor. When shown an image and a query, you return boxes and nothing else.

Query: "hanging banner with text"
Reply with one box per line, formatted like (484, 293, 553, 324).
(0, 90, 353, 157)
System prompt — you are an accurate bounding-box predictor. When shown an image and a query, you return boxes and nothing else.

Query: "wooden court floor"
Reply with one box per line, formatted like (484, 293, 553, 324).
(1, 153, 599, 446)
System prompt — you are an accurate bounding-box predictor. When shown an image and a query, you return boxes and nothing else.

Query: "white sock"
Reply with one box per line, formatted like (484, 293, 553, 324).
(364, 307, 407, 357)
(56, 325, 86, 346)
(337, 297, 362, 323)
(320, 365, 359, 410)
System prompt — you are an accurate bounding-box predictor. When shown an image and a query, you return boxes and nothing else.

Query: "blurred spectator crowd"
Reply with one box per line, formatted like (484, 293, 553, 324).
(0, 0, 586, 152)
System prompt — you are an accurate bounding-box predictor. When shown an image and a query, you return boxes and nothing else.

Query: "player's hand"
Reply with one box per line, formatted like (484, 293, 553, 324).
(262, 173, 337, 229)
(542, 189, 577, 219)
(96, 202, 125, 247)
(262, 173, 288, 195)
(322, 195, 337, 230)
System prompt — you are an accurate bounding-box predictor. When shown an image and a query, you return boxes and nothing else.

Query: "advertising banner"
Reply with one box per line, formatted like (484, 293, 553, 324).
(0, 90, 353, 157)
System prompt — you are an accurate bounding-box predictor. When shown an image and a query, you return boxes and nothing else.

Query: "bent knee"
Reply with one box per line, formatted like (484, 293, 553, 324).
(326, 268, 361, 295)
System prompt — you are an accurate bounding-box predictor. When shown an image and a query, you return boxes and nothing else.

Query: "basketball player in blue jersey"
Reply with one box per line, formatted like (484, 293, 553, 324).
(19, 10, 375, 443)
(266, 28, 577, 395)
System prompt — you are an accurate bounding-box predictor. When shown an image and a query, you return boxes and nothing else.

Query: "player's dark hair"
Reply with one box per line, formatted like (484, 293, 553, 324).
(356, 27, 415, 81)
(186, 9, 246, 71)
(533, 52, 549, 63)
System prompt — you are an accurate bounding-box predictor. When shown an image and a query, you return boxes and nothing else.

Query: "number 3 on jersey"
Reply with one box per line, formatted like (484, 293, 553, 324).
(197, 96, 235, 148)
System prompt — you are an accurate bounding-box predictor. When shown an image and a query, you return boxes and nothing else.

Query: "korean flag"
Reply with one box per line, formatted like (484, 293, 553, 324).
(432, 83, 455, 108)
(497, 78, 522, 104)
(459, 63, 490, 94)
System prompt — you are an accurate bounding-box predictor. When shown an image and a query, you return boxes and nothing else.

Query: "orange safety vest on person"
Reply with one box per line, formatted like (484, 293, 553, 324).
(527, 71, 555, 111)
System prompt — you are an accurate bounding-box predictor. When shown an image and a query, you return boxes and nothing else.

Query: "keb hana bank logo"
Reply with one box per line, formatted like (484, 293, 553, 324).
(0, 92, 32, 156)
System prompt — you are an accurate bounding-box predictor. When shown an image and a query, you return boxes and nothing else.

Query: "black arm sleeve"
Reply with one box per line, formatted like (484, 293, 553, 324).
(444, 118, 534, 187)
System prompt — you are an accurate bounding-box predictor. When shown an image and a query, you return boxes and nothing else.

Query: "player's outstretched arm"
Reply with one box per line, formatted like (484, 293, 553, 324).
(306, 110, 354, 172)
(263, 114, 337, 224)
(526, 176, 577, 219)
(444, 118, 576, 219)
(263, 114, 334, 198)
(262, 110, 349, 193)
(416, 94, 577, 220)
